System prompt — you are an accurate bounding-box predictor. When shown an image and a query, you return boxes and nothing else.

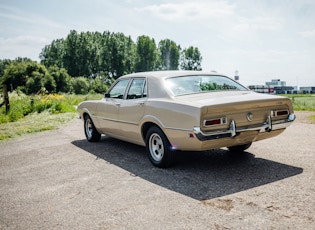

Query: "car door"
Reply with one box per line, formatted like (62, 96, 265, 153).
(95, 79, 130, 136)
(118, 78, 147, 144)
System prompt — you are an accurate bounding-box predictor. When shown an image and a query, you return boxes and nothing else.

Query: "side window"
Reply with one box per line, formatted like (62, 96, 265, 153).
(108, 79, 129, 99)
(127, 78, 147, 100)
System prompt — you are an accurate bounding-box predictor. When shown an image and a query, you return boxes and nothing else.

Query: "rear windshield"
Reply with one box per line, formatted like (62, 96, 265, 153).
(165, 75, 248, 96)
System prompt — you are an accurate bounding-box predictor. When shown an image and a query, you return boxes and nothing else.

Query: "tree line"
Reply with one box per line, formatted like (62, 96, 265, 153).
(0, 30, 202, 95)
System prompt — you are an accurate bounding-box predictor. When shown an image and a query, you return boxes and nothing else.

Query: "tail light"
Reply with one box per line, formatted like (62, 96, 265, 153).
(203, 117, 227, 127)
(271, 110, 289, 117)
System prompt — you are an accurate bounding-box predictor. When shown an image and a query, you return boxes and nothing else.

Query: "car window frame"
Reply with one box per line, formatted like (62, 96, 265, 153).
(105, 78, 131, 99)
(126, 78, 147, 100)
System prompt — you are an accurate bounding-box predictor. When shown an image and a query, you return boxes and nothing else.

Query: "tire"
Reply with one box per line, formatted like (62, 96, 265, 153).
(84, 114, 101, 142)
(146, 126, 175, 168)
(228, 142, 252, 153)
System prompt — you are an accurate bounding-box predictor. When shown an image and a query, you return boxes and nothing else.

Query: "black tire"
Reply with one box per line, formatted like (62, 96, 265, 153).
(145, 126, 175, 168)
(228, 143, 252, 153)
(84, 114, 101, 142)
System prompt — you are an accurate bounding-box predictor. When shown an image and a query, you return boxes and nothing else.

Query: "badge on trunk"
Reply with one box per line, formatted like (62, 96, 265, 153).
(246, 112, 254, 121)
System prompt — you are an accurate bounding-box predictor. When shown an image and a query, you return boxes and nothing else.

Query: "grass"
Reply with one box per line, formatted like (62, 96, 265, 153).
(0, 92, 103, 143)
(0, 112, 76, 143)
(283, 94, 315, 111)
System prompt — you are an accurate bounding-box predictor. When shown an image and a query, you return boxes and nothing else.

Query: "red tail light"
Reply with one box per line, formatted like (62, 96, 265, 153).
(271, 110, 289, 117)
(203, 117, 227, 127)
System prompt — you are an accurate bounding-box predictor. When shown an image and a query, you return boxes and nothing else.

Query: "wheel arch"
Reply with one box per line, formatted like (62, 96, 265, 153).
(141, 122, 161, 143)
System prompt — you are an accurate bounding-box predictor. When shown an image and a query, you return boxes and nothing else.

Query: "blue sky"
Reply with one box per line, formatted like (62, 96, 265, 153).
(1, 0, 315, 87)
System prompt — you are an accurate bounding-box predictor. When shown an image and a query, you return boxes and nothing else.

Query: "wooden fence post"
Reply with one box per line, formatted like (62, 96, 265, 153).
(2, 84, 10, 113)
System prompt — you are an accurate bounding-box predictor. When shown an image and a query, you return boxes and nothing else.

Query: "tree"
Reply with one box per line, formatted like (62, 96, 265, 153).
(107, 33, 136, 79)
(2, 60, 55, 94)
(39, 39, 64, 68)
(135, 35, 158, 72)
(48, 65, 71, 93)
(158, 39, 180, 70)
(63, 30, 79, 77)
(180, 46, 202, 71)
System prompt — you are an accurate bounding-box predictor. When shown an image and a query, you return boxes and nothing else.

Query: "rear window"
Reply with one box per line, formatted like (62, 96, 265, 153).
(165, 75, 248, 96)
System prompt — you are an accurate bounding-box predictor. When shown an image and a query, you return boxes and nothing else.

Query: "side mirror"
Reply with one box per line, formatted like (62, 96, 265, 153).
(104, 93, 110, 98)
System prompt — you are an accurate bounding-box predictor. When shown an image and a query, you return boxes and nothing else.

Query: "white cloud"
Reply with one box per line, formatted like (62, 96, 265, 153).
(136, 1, 235, 21)
(299, 29, 315, 38)
(0, 36, 49, 60)
(233, 16, 282, 32)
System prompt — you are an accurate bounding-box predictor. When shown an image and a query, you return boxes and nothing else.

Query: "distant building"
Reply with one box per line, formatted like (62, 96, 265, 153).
(248, 78, 314, 94)
(266, 79, 286, 87)
(300, 87, 315, 94)
(265, 79, 294, 94)
(248, 85, 274, 94)
(273, 86, 295, 94)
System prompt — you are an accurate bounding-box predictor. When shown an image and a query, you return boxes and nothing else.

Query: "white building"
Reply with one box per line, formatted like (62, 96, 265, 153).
(266, 79, 286, 87)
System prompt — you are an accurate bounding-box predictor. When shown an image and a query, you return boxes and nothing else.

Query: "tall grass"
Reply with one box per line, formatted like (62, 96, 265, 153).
(0, 92, 103, 141)
(0, 92, 103, 124)
(284, 95, 315, 111)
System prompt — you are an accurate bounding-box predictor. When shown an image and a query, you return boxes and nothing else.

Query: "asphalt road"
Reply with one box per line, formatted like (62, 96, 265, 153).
(0, 112, 314, 229)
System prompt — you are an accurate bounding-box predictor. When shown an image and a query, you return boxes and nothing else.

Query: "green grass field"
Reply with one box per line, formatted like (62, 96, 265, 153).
(283, 94, 315, 111)
(0, 93, 103, 142)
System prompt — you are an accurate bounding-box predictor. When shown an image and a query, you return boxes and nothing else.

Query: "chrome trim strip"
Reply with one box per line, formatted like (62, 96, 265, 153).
(193, 113, 296, 141)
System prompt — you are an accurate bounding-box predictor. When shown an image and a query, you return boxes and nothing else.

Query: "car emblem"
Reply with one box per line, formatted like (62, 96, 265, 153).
(246, 112, 254, 121)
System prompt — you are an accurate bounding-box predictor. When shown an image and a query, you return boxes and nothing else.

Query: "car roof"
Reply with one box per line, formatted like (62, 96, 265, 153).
(118, 70, 225, 80)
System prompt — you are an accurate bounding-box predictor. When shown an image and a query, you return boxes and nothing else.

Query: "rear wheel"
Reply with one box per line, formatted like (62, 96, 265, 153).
(84, 114, 101, 142)
(146, 126, 175, 168)
(228, 143, 252, 153)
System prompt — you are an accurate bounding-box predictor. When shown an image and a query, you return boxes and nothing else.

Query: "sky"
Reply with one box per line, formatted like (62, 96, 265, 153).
(0, 0, 315, 87)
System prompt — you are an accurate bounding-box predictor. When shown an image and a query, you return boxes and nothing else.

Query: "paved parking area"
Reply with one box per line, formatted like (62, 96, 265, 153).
(0, 112, 314, 229)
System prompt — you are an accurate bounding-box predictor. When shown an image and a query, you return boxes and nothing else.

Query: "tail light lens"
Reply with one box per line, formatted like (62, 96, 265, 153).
(203, 117, 227, 127)
(271, 110, 289, 117)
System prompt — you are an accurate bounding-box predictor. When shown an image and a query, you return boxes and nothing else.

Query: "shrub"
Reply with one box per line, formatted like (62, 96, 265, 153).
(70, 77, 89, 94)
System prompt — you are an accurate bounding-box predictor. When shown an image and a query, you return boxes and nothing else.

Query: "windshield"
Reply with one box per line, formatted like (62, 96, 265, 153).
(165, 75, 248, 96)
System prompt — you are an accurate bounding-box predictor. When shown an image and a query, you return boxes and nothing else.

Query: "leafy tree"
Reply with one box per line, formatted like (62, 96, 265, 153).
(42, 74, 56, 93)
(48, 65, 71, 93)
(107, 33, 136, 79)
(25, 71, 43, 94)
(135, 35, 158, 72)
(0, 59, 12, 78)
(180, 46, 202, 71)
(39, 39, 64, 68)
(158, 39, 180, 70)
(63, 30, 79, 77)
(1, 60, 55, 94)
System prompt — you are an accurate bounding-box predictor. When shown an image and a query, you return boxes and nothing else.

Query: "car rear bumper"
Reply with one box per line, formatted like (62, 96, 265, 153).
(193, 114, 296, 141)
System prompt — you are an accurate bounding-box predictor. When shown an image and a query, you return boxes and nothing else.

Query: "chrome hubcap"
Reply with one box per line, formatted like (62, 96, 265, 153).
(149, 133, 164, 162)
(85, 119, 93, 138)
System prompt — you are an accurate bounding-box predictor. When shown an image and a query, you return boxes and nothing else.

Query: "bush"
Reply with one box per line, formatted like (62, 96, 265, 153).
(70, 77, 89, 94)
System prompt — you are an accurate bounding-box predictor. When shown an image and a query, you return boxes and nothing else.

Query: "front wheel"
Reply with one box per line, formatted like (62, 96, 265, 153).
(84, 114, 101, 142)
(146, 126, 175, 168)
(228, 143, 252, 153)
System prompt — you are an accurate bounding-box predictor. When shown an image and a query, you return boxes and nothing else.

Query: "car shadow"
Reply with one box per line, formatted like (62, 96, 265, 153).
(72, 137, 303, 201)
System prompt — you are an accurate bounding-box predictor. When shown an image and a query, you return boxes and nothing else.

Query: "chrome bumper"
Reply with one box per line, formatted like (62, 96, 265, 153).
(193, 114, 296, 141)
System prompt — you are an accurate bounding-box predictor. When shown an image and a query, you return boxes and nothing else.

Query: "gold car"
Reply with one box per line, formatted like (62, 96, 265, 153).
(77, 71, 295, 167)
